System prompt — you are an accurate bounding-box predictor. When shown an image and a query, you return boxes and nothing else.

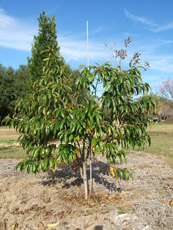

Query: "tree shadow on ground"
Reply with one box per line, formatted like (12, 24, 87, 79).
(94, 226, 103, 230)
(41, 159, 128, 192)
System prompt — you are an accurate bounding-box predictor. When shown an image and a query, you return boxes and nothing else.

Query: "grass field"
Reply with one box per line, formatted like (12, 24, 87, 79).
(0, 126, 27, 159)
(144, 123, 173, 165)
(0, 124, 173, 164)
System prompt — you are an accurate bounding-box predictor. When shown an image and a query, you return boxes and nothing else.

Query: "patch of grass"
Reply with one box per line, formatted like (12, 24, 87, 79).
(144, 124, 173, 165)
(0, 139, 17, 145)
(126, 124, 173, 165)
(117, 207, 128, 215)
(117, 206, 136, 215)
(0, 127, 25, 159)
(7, 139, 16, 145)
(0, 146, 27, 159)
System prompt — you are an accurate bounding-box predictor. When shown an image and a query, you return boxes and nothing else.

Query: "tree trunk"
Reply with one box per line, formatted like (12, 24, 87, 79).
(89, 151, 93, 196)
(117, 119, 122, 151)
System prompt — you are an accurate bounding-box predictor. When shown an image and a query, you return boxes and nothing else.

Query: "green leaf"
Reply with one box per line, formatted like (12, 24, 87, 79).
(124, 170, 129, 180)
(99, 141, 104, 151)
(45, 146, 50, 156)
(16, 162, 24, 171)
(60, 120, 65, 130)
(24, 123, 30, 133)
(33, 148, 40, 159)
(37, 162, 42, 172)
(96, 115, 100, 126)
(119, 170, 123, 180)
(114, 169, 118, 180)
(45, 126, 50, 135)
(43, 94, 47, 104)
(48, 89, 51, 100)
(43, 158, 48, 170)
(32, 163, 36, 173)
(18, 122, 22, 131)
(107, 156, 111, 164)
(69, 135, 74, 142)
(10, 119, 15, 128)
(49, 158, 55, 168)
(92, 138, 97, 147)
(27, 165, 31, 174)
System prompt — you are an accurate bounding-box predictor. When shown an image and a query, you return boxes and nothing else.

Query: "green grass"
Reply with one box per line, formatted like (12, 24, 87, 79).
(0, 139, 17, 145)
(0, 126, 25, 159)
(0, 146, 27, 159)
(143, 123, 173, 165)
(126, 123, 173, 165)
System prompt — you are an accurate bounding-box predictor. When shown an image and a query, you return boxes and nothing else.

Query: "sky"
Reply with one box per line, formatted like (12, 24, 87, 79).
(0, 0, 173, 94)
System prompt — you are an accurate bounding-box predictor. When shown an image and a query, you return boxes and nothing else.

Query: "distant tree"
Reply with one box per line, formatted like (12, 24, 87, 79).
(13, 65, 30, 98)
(160, 78, 173, 109)
(28, 11, 60, 85)
(0, 64, 30, 123)
(0, 65, 15, 122)
(6, 66, 14, 76)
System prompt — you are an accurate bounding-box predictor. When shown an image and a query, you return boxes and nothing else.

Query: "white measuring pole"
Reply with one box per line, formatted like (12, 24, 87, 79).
(87, 21, 93, 195)
(86, 21, 89, 67)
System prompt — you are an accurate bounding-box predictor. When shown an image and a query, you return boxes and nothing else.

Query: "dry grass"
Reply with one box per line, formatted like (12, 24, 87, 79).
(147, 123, 173, 133)
(0, 126, 19, 139)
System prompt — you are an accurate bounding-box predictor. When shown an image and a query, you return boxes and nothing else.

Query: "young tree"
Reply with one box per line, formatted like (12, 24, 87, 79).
(28, 11, 60, 84)
(6, 38, 154, 200)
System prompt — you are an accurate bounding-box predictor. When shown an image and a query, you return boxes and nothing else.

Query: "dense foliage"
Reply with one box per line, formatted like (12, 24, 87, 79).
(0, 64, 30, 122)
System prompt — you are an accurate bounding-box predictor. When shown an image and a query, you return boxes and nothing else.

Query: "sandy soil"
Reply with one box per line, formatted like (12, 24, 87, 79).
(0, 151, 173, 230)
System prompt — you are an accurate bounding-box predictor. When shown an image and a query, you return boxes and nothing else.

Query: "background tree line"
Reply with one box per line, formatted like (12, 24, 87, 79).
(0, 64, 30, 122)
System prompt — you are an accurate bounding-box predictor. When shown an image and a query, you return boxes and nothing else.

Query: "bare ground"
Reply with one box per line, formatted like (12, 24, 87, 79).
(0, 151, 173, 230)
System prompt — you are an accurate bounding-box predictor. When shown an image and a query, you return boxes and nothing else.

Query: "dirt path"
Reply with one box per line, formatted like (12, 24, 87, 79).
(0, 151, 173, 230)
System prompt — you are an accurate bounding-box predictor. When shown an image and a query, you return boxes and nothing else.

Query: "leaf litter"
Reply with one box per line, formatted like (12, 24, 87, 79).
(0, 151, 172, 230)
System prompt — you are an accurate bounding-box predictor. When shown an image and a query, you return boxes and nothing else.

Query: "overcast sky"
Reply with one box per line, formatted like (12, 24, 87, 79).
(0, 0, 173, 93)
